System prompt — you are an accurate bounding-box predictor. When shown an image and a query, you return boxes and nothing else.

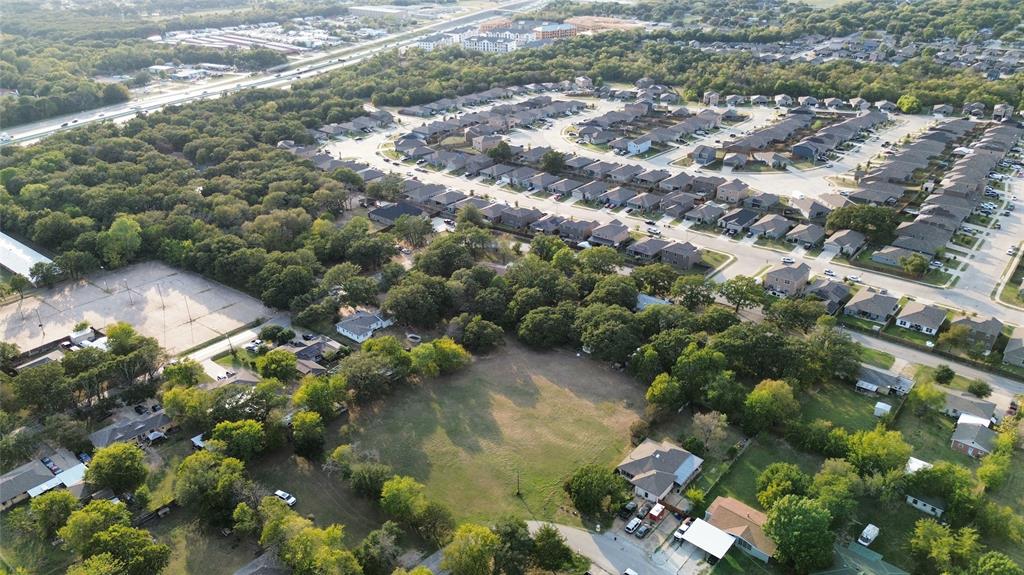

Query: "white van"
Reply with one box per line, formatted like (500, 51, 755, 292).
(623, 569, 639, 575)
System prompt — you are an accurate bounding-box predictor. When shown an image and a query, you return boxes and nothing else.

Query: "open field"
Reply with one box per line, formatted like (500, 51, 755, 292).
(0, 261, 273, 355)
(858, 346, 896, 369)
(351, 338, 645, 525)
(800, 382, 885, 432)
(148, 508, 258, 575)
(892, 409, 977, 468)
(0, 513, 75, 575)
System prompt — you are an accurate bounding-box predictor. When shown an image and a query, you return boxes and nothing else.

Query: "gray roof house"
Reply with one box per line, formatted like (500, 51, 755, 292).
(943, 393, 996, 420)
(499, 207, 544, 229)
(843, 289, 899, 323)
(692, 145, 717, 166)
(895, 302, 947, 336)
(599, 186, 637, 207)
(335, 310, 394, 343)
(90, 411, 173, 449)
(949, 316, 1004, 353)
(685, 203, 726, 225)
(588, 220, 631, 248)
(763, 263, 811, 297)
(572, 180, 609, 201)
(626, 237, 671, 262)
(661, 241, 701, 270)
(807, 279, 851, 314)
(718, 207, 760, 233)
(951, 421, 997, 458)
(617, 439, 704, 502)
(749, 214, 793, 239)
(559, 219, 599, 243)
(785, 223, 826, 247)
(825, 229, 867, 256)
(659, 173, 694, 193)
(627, 192, 662, 212)
(1002, 327, 1024, 367)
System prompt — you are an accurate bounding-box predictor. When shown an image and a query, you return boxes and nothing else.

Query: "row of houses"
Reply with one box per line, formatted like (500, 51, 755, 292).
(409, 95, 589, 141)
(314, 109, 394, 140)
(397, 82, 574, 118)
(579, 103, 732, 152)
(791, 110, 888, 159)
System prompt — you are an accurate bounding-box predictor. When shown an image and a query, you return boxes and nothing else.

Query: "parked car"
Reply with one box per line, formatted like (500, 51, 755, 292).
(624, 518, 642, 534)
(847, 275, 861, 283)
(644, 220, 656, 226)
(635, 524, 652, 539)
(618, 501, 638, 519)
(647, 226, 661, 236)
(406, 334, 422, 343)
(134, 405, 147, 415)
(823, 269, 836, 277)
(637, 504, 651, 518)
(781, 257, 795, 264)
(274, 490, 297, 507)
(151, 404, 162, 412)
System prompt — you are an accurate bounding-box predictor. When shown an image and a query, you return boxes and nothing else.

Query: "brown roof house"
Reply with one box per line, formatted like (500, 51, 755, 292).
(617, 439, 703, 503)
(763, 263, 810, 297)
(895, 302, 946, 336)
(704, 497, 777, 563)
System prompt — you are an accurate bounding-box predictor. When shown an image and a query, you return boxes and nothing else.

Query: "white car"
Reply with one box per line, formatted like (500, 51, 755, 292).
(646, 226, 661, 235)
(929, 260, 943, 269)
(624, 517, 642, 534)
(274, 490, 297, 507)
(781, 257, 795, 264)
(848, 275, 861, 283)
(823, 269, 836, 277)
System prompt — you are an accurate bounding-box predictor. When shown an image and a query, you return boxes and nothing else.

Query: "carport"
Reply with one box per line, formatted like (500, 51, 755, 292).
(681, 519, 734, 561)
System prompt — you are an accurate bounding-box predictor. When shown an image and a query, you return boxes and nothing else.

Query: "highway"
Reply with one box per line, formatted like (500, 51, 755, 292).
(1, 0, 542, 146)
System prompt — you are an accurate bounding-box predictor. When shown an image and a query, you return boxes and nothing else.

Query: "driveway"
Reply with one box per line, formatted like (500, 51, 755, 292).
(527, 521, 688, 575)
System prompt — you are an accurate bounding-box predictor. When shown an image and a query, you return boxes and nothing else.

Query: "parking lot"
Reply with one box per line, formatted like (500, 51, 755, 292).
(612, 498, 714, 575)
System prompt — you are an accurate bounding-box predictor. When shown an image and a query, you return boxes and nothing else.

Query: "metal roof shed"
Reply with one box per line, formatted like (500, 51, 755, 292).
(682, 518, 735, 559)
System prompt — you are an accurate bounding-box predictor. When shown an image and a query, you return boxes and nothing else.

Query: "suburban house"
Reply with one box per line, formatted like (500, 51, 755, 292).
(627, 238, 671, 262)
(660, 242, 701, 270)
(685, 203, 726, 225)
(588, 220, 631, 248)
(599, 186, 637, 207)
(572, 180, 608, 201)
(948, 316, 1004, 353)
(368, 202, 427, 226)
(791, 197, 831, 220)
(943, 393, 996, 421)
(951, 415, 997, 458)
(627, 193, 662, 213)
(745, 192, 780, 211)
(704, 497, 777, 563)
(856, 366, 912, 396)
(559, 219, 598, 243)
(691, 145, 718, 166)
(335, 310, 394, 343)
(895, 302, 947, 336)
(785, 223, 826, 247)
(1002, 327, 1024, 367)
(616, 439, 703, 502)
(89, 411, 173, 449)
(749, 215, 793, 239)
(716, 180, 750, 204)
(872, 246, 917, 268)
(763, 263, 810, 297)
(807, 279, 851, 314)
(718, 208, 760, 233)
(843, 289, 899, 323)
(825, 229, 866, 256)
(906, 495, 945, 518)
(659, 173, 694, 193)
(499, 207, 544, 230)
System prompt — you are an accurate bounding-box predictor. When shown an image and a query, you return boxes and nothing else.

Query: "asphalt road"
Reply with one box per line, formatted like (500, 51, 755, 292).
(527, 521, 677, 575)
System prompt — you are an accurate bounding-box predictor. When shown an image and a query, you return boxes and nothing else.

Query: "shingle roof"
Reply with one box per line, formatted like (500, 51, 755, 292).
(705, 497, 777, 556)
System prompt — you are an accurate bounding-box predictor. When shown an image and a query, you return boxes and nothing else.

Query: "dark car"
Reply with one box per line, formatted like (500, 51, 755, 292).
(134, 405, 146, 414)
(635, 524, 652, 539)
(644, 220, 656, 226)
(302, 333, 316, 341)
(151, 404, 162, 412)
(637, 503, 651, 518)
(618, 501, 638, 519)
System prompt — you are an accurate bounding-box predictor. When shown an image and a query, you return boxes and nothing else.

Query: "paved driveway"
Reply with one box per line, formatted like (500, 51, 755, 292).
(528, 521, 702, 575)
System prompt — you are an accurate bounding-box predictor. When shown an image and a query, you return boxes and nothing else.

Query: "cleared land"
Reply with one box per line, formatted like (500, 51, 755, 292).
(351, 339, 646, 525)
(800, 382, 886, 432)
(0, 261, 272, 355)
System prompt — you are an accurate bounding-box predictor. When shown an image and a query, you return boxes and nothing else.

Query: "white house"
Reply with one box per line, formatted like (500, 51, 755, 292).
(335, 310, 394, 343)
(906, 494, 945, 518)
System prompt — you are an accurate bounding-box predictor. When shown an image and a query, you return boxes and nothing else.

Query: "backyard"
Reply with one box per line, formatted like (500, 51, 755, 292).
(703, 435, 824, 509)
(350, 339, 646, 525)
(799, 382, 888, 432)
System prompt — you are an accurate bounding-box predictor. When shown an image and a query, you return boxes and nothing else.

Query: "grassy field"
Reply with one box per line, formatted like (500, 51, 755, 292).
(350, 339, 645, 525)
(912, 364, 981, 393)
(800, 382, 885, 432)
(858, 347, 895, 369)
(713, 547, 777, 574)
(704, 435, 823, 509)
(148, 508, 258, 575)
(0, 513, 75, 575)
(883, 324, 937, 346)
(892, 409, 977, 468)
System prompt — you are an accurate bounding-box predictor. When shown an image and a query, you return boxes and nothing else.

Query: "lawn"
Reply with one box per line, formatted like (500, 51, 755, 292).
(753, 237, 795, 252)
(704, 435, 823, 510)
(701, 250, 732, 273)
(214, 348, 258, 371)
(912, 364, 981, 393)
(800, 382, 884, 432)
(840, 314, 885, 333)
(859, 347, 895, 369)
(147, 438, 198, 510)
(350, 339, 645, 525)
(891, 408, 977, 468)
(882, 324, 936, 347)
(0, 512, 75, 575)
(148, 507, 259, 575)
(713, 547, 777, 574)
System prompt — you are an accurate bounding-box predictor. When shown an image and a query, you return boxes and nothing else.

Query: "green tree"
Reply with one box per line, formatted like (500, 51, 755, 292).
(59, 500, 132, 555)
(410, 338, 471, 377)
(355, 521, 403, 575)
(530, 235, 568, 261)
(174, 450, 246, 522)
(97, 216, 142, 268)
(163, 358, 204, 387)
(809, 458, 862, 526)
(67, 554, 126, 575)
(211, 419, 266, 461)
(532, 524, 573, 572)
(492, 517, 534, 575)
(671, 275, 716, 311)
(743, 379, 800, 433)
(897, 94, 922, 113)
(756, 463, 810, 511)
(86, 443, 147, 495)
(847, 426, 912, 475)
(293, 375, 346, 419)
(975, 552, 1024, 575)
(825, 205, 900, 245)
(29, 490, 79, 538)
(87, 524, 170, 575)
(909, 378, 945, 415)
(766, 298, 825, 333)
(11, 362, 72, 415)
(576, 247, 622, 275)
(540, 151, 566, 174)
(718, 275, 765, 312)
(442, 523, 500, 575)
(256, 349, 298, 381)
(381, 475, 427, 522)
(233, 502, 260, 536)
(933, 364, 955, 385)
(566, 464, 629, 515)
(632, 263, 679, 297)
(487, 141, 514, 162)
(764, 496, 834, 574)
(350, 463, 394, 499)
(394, 214, 434, 247)
(900, 253, 929, 276)
(292, 410, 325, 458)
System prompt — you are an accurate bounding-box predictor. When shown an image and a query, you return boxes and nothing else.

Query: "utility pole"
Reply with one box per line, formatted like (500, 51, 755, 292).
(515, 469, 521, 497)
